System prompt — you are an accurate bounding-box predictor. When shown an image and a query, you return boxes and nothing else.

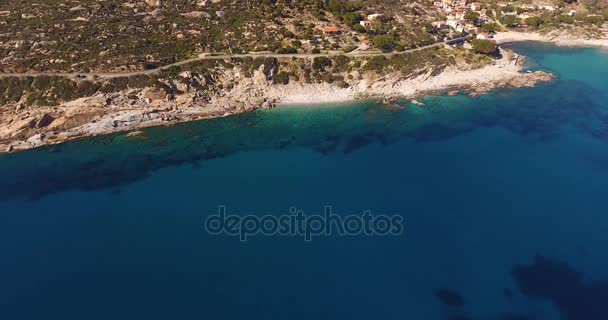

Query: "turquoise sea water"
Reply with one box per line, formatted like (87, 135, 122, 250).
(1, 43, 608, 319)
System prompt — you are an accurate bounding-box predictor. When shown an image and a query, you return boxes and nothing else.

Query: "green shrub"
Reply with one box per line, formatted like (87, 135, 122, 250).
(471, 39, 497, 55)
(273, 72, 290, 85)
(313, 57, 332, 71)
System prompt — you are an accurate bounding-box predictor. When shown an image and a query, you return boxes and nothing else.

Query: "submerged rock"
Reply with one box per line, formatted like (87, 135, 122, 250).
(435, 289, 465, 307)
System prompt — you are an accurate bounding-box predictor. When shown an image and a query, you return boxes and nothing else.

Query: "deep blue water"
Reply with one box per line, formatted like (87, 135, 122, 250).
(1, 43, 608, 320)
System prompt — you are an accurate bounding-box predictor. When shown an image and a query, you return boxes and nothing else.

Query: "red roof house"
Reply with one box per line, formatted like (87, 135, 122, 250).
(323, 26, 340, 34)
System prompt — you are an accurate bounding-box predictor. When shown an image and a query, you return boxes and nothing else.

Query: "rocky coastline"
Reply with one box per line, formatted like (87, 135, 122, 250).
(0, 53, 553, 154)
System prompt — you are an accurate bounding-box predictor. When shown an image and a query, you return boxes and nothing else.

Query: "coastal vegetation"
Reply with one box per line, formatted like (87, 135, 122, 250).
(0, 47, 491, 107)
(0, 0, 443, 73)
(472, 39, 498, 55)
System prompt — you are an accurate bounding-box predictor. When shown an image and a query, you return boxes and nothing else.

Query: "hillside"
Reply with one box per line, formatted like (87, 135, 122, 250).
(0, 0, 444, 73)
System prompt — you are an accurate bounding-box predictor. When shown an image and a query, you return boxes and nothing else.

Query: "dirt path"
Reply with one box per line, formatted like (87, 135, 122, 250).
(0, 37, 469, 79)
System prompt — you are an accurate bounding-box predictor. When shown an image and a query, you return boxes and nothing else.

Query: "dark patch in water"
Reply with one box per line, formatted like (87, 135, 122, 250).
(1, 63, 607, 200)
(512, 255, 608, 320)
(274, 139, 292, 150)
(435, 289, 465, 307)
(499, 313, 530, 320)
(313, 135, 341, 155)
(343, 133, 375, 154)
(447, 315, 472, 320)
(411, 124, 472, 142)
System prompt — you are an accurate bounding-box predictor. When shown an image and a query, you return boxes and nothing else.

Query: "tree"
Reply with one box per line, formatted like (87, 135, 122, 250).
(525, 17, 543, 29)
(312, 57, 332, 71)
(372, 35, 396, 52)
(343, 12, 362, 27)
(471, 39, 497, 55)
(502, 5, 516, 12)
(481, 23, 500, 33)
(273, 72, 290, 85)
(555, 15, 574, 24)
(276, 46, 297, 54)
(502, 15, 522, 27)
(464, 11, 480, 22)
(353, 24, 366, 33)
(586, 15, 604, 26)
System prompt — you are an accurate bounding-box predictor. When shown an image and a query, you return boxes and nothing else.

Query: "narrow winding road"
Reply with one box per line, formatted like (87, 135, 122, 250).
(0, 37, 469, 79)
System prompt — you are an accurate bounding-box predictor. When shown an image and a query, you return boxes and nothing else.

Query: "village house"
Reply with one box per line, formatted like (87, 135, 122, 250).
(470, 2, 482, 11)
(540, 4, 557, 11)
(447, 19, 460, 28)
(360, 20, 371, 28)
(455, 10, 466, 20)
(433, 21, 449, 29)
(433, 1, 446, 9)
(520, 4, 537, 10)
(476, 32, 490, 39)
(518, 12, 537, 20)
(497, 2, 510, 7)
(361, 39, 371, 49)
(464, 25, 481, 34)
(323, 26, 340, 35)
(465, 23, 480, 33)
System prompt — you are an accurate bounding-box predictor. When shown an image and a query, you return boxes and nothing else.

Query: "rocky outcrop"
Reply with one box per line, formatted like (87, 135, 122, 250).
(0, 54, 555, 153)
(35, 113, 55, 128)
(144, 0, 161, 8)
(467, 71, 554, 97)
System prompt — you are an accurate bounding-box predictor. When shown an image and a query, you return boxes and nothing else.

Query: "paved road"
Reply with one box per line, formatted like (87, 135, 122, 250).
(0, 37, 468, 79)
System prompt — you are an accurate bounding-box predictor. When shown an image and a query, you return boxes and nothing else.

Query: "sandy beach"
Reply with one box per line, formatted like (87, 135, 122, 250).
(494, 31, 608, 48)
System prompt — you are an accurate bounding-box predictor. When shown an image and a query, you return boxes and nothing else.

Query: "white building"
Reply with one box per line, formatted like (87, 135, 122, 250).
(540, 4, 557, 11)
(433, 21, 449, 29)
(447, 19, 460, 28)
(518, 13, 537, 20)
(476, 32, 490, 39)
(367, 14, 383, 21)
(521, 4, 537, 10)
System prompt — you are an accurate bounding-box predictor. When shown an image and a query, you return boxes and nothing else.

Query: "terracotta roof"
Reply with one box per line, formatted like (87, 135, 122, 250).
(323, 26, 340, 33)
